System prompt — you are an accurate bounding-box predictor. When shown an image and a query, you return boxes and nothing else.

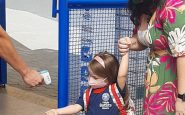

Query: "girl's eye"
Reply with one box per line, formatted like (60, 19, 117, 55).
(93, 77, 98, 80)
(92, 76, 99, 80)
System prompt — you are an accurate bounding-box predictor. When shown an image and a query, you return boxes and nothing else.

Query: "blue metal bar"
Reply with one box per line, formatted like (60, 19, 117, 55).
(58, 0, 69, 107)
(52, 0, 59, 18)
(0, 0, 7, 85)
(68, 0, 128, 8)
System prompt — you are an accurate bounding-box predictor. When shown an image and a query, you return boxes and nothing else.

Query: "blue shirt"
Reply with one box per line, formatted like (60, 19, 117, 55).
(76, 83, 126, 115)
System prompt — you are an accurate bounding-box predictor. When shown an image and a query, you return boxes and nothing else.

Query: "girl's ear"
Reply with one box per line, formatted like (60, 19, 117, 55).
(105, 78, 110, 84)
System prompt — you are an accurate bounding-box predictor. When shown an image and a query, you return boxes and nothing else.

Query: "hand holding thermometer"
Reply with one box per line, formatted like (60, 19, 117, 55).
(40, 70, 51, 85)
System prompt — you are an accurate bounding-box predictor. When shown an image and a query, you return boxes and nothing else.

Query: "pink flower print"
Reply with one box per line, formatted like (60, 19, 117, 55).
(160, 55, 176, 73)
(155, 82, 177, 112)
(153, 35, 169, 50)
(155, 0, 184, 28)
(144, 94, 165, 115)
(144, 82, 177, 114)
(144, 94, 156, 115)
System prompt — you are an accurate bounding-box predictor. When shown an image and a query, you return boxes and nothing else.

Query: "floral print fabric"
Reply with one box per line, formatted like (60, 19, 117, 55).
(143, 0, 185, 114)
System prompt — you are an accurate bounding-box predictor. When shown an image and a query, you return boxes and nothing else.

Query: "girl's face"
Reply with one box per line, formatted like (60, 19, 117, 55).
(88, 68, 108, 89)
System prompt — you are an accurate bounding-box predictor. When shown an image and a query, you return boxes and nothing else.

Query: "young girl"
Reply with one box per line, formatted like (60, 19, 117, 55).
(45, 51, 135, 115)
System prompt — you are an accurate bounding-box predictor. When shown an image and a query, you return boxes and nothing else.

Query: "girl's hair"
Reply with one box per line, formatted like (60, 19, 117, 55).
(88, 51, 130, 109)
(128, 0, 163, 27)
(88, 51, 119, 84)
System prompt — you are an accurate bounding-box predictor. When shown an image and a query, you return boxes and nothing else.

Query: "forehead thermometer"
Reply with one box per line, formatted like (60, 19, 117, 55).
(40, 70, 51, 85)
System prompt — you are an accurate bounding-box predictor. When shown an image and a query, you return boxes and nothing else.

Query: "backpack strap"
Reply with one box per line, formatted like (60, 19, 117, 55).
(83, 87, 92, 112)
(109, 83, 127, 115)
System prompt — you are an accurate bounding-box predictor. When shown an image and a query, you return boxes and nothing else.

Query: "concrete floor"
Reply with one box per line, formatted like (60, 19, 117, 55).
(0, 93, 49, 115)
(0, 86, 56, 115)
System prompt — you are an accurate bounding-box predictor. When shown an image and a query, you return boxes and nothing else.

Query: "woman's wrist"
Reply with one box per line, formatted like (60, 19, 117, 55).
(177, 93, 185, 102)
(129, 38, 136, 50)
(129, 37, 146, 51)
(20, 67, 31, 78)
(177, 97, 183, 102)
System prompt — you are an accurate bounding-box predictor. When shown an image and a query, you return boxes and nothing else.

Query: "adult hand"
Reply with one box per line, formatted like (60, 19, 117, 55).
(45, 109, 58, 115)
(22, 69, 43, 87)
(175, 98, 185, 115)
(118, 37, 132, 56)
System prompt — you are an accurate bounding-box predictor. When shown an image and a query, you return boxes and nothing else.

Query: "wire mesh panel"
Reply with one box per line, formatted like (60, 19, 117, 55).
(68, 8, 148, 115)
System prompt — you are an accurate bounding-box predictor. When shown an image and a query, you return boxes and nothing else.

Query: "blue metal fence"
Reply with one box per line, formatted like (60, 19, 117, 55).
(0, 0, 7, 85)
(53, 0, 148, 114)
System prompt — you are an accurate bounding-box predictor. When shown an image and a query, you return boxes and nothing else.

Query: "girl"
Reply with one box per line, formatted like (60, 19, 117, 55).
(46, 51, 135, 115)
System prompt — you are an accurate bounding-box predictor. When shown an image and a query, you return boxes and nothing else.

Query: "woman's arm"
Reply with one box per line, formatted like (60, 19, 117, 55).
(177, 56, 185, 95)
(0, 26, 29, 77)
(46, 104, 83, 115)
(118, 35, 147, 56)
(118, 14, 148, 54)
(117, 53, 129, 90)
(175, 56, 185, 113)
(0, 26, 43, 86)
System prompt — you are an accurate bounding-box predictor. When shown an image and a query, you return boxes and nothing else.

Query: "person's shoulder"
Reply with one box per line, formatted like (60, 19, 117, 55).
(154, 0, 185, 28)
(159, 0, 184, 10)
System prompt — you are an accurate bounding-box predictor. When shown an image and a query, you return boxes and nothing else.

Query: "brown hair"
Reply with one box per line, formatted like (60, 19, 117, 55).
(88, 51, 130, 109)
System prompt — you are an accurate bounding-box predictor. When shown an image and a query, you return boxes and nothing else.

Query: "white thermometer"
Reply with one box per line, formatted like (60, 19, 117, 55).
(40, 70, 51, 85)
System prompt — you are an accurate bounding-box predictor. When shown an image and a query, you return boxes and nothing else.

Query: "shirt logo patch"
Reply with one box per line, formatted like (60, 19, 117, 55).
(102, 93, 110, 102)
(99, 93, 112, 109)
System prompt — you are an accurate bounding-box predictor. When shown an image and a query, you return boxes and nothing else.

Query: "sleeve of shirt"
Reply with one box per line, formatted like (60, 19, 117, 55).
(161, 2, 185, 57)
(76, 93, 84, 111)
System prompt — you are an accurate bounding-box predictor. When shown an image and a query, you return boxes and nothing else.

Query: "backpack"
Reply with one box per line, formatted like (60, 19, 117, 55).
(83, 83, 136, 115)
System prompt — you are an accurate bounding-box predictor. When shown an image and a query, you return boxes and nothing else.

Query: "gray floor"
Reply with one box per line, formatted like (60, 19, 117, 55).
(0, 94, 49, 115)
(0, 86, 51, 115)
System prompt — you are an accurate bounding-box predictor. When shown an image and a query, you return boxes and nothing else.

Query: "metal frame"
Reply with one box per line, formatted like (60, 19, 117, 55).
(52, 0, 128, 107)
(0, 0, 7, 86)
(68, 0, 128, 8)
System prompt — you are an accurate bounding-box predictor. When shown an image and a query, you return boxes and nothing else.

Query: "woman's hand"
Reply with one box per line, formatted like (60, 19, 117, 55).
(45, 109, 58, 115)
(175, 98, 185, 115)
(22, 69, 43, 87)
(118, 37, 132, 56)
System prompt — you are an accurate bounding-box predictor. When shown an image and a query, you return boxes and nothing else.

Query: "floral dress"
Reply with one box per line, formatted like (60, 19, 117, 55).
(138, 0, 185, 114)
